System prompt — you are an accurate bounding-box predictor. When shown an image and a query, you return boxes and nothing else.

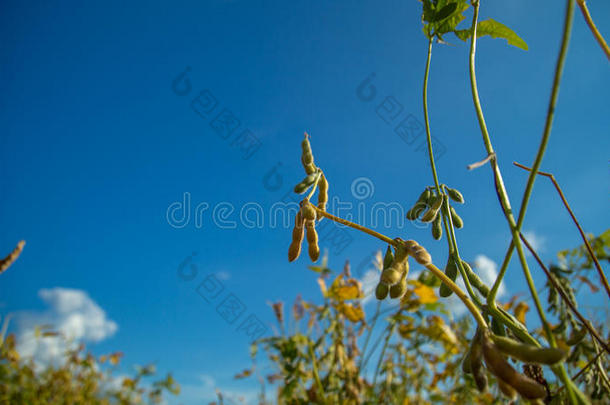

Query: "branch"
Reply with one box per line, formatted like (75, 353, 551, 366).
(576, 0, 610, 60)
(514, 161, 610, 300)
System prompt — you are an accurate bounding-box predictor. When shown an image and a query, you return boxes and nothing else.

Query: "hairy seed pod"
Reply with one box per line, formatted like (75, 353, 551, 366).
(375, 282, 389, 300)
(316, 173, 328, 219)
(462, 260, 490, 297)
(383, 245, 409, 284)
(403, 240, 419, 251)
(301, 199, 317, 221)
(412, 245, 432, 266)
(480, 332, 546, 400)
(498, 379, 517, 400)
(380, 268, 402, 285)
(470, 334, 488, 392)
(301, 133, 314, 166)
(305, 220, 320, 262)
(383, 246, 394, 270)
(446, 187, 464, 204)
(417, 189, 431, 204)
(432, 213, 442, 240)
(439, 256, 458, 297)
(301, 155, 317, 175)
(491, 335, 567, 365)
(390, 272, 407, 299)
(288, 212, 305, 262)
(450, 206, 464, 229)
(421, 195, 443, 223)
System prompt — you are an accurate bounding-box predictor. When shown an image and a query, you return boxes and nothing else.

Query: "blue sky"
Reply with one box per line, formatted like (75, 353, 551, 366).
(1, 0, 608, 403)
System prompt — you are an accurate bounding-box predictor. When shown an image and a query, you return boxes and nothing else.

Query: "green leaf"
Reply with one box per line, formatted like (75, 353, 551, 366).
(432, 3, 458, 23)
(476, 18, 528, 50)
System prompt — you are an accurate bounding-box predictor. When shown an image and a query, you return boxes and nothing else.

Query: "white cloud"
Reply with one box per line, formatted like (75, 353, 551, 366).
(474, 255, 506, 298)
(360, 269, 380, 306)
(16, 288, 117, 366)
(522, 231, 546, 256)
(173, 374, 260, 405)
(216, 271, 231, 281)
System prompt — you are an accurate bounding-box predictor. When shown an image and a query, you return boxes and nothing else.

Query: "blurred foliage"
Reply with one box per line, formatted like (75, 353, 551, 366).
(228, 230, 610, 404)
(0, 326, 179, 405)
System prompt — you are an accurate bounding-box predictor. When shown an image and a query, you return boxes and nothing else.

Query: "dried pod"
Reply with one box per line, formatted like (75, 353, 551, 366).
(301, 133, 314, 166)
(375, 282, 389, 300)
(383, 245, 394, 270)
(480, 332, 547, 400)
(288, 212, 305, 262)
(491, 335, 567, 365)
(301, 199, 317, 221)
(439, 256, 458, 297)
(470, 333, 488, 392)
(431, 213, 442, 240)
(450, 206, 463, 229)
(421, 195, 443, 223)
(316, 173, 328, 219)
(497, 379, 517, 400)
(446, 187, 465, 204)
(305, 220, 320, 262)
(417, 188, 431, 204)
(380, 268, 402, 285)
(412, 245, 432, 266)
(403, 240, 419, 250)
(294, 173, 317, 194)
(389, 273, 407, 299)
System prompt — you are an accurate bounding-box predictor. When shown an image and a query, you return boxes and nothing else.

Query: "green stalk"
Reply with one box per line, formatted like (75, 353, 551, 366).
(422, 37, 482, 308)
(468, 1, 584, 402)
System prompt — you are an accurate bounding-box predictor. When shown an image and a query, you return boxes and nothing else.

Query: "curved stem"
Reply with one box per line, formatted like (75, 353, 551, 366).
(422, 38, 481, 308)
(313, 206, 487, 329)
(514, 162, 610, 299)
(469, 1, 582, 402)
(576, 0, 610, 60)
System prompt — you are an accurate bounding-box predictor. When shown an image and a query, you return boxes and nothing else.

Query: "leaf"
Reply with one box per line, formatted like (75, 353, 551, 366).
(334, 284, 361, 300)
(476, 19, 528, 50)
(338, 303, 364, 323)
(453, 19, 528, 51)
(413, 282, 438, 304)
(514, 302, 530, 325)
(234, 368, 252, 379)
(575, 275, 599, 293)
(432, 3, 458, 23)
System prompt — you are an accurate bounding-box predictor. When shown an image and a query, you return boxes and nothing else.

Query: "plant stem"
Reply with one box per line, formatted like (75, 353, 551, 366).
(372, 321, 396, 389)
(358, 301, 381, 371)
(469, 1, 582, 402)
(513, 161, 610, 299)
(313, 206, 487, 329)
(520, 232, 610, 354)
(576, 0, 610, 60)
(422, 37, 481, 307)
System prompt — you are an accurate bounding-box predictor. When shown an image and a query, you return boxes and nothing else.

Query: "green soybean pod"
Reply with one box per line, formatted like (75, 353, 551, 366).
(383, 246, 394, 270)
(490, 316, 506, 337)
(301, 199, 317, 221)
(421, 195, 443, 223)
(301, 133, 314, 166)
(566, 325, 587, 346)
(417, 188, 431, 204)
(491, 335, 567, 365)
(380, 268, 402, 285)
(480, 332, 546, 400)
(432, 213, 442, 240)
(389, 274, 407, 299)
(439, 256, 458, 297)
(450, 206, 464, 229)
(375, 282, 389, 300)
(446, 187, 464, 204)
(461, 347, 472, 374)
(470, 334, 488, 392)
